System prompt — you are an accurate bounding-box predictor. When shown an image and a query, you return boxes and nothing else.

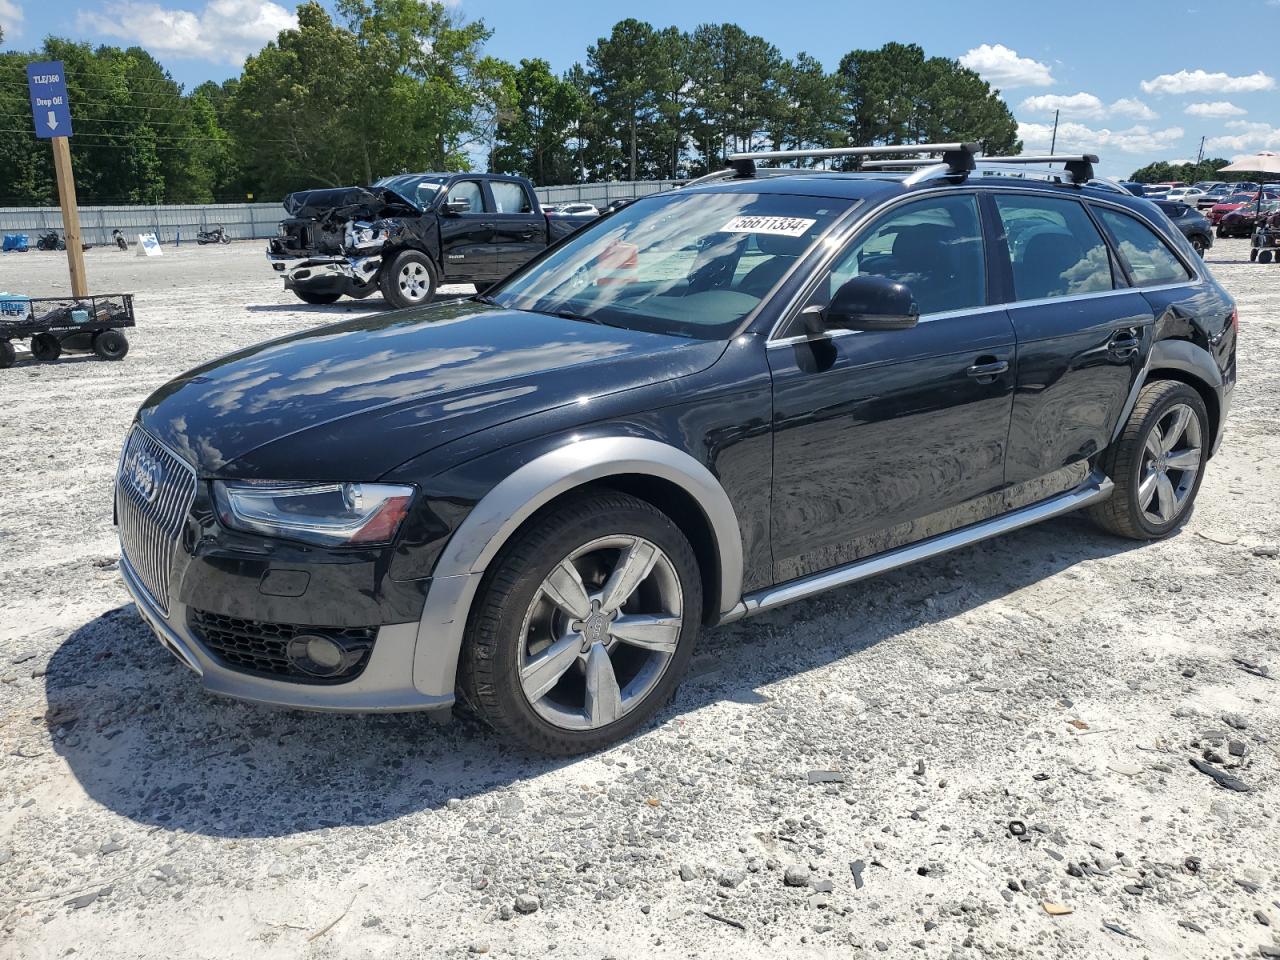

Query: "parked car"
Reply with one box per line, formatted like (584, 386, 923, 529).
(601, 198, 638, 214)
(1198, 185, 1234, 209)
(548, 201, 600, 217)
(1154, 200, 1214, 255)
(120, 144, 1235, 754)
(1217, 198, 1280, 239)
(1117, 181, 1146, 196)
(267, 173, 588, 308)
(1208, 192, 1263, 226)
(1165, 187, 1205, 207)
(1191, 181, 1225, 192)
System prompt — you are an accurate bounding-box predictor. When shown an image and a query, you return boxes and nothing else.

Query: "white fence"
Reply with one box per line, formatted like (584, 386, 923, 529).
(0, 180, 687, 245)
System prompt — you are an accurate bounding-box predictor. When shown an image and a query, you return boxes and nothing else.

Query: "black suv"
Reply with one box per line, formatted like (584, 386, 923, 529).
(117, 143, 1236, 754)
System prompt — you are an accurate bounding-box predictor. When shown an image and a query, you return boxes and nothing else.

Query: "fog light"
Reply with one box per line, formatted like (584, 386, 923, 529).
(287, 634, 347, 677)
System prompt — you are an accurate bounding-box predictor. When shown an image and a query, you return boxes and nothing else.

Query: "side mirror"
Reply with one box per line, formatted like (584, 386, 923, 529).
(443, 198, 471, 215)
(805, 275, 919, 335)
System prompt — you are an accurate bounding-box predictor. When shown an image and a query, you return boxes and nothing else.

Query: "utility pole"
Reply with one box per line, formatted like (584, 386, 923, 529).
(1195, 135, 1206, 171)
(1050, 109, 1059, 154)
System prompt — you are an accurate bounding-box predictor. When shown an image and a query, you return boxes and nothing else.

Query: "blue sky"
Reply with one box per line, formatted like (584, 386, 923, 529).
(3, 0, 1279, 177)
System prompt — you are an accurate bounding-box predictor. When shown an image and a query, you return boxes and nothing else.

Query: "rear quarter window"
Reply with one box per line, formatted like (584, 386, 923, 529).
(1095, 207, 1192, 287)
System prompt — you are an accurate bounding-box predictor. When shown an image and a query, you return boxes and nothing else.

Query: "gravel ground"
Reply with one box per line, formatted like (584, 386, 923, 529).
(1, 239, 1278, 960)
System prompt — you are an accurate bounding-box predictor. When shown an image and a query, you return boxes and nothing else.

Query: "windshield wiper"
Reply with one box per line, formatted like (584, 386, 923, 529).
(473, 292, 499, 306)
(552, 309, 605, 326)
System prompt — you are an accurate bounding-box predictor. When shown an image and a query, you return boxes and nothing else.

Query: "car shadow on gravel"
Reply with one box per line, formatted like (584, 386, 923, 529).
(44, 514, 1142, 839)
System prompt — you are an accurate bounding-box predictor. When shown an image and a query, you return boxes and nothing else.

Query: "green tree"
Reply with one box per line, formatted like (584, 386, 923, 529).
(587, 18, 664, 180)
(837, 43, 1019, 155)
(491, 59, 583, 185)
(686, 24, 786, 169)
(773, 52, 843, 157)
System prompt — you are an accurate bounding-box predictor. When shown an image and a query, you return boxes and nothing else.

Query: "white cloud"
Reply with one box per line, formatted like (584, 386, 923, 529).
(1184, 101, 1247, 118)
(77, 0, 296, 65)
(1020, 92, 1106, 119)
(1205, 123, 1280, 153)
(0, 0, 24, 38)
(1140, 68, 1275, 95)
(1018, 119, 1186, 154)
(1019, 93, 1159, 122)
(959, 44, 1054, 89)
(1110, 97, 1158, 121)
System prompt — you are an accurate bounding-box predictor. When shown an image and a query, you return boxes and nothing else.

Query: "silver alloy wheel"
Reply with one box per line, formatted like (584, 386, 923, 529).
(397, 261, 431, 303)
(517, 535, 683, 731)
(1139, 402, 1203, 525)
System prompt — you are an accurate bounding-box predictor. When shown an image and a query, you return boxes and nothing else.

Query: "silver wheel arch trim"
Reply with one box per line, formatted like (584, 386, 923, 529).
(411, 436, 744, 699)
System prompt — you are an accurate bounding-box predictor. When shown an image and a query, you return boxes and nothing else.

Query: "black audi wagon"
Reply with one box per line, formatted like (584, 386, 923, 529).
(116, 143, 1236, 754)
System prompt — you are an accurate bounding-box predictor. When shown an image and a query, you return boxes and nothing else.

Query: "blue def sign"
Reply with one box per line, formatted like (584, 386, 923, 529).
(27, 61, 73, 139)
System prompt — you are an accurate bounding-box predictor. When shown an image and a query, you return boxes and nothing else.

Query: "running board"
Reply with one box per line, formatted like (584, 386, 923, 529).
(721, 473, 1114, 622)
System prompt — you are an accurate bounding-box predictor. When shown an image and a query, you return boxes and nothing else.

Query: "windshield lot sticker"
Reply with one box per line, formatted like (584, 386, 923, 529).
(719, 215, 816, 237)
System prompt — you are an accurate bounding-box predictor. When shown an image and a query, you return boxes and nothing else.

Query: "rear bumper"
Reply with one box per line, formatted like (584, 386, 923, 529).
(121, 553, 453, 715)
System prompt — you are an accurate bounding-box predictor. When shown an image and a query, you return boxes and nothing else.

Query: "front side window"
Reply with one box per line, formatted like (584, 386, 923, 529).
(994, 194, 1115, 301)
(1094, 207, 1192, 287)
(448, 180, 487, 213)
(491, 191, 852, 340)
(491, 181, 532, 214)
(813, 194, 986, 316)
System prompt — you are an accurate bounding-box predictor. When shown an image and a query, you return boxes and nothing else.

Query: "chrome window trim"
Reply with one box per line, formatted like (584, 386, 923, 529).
(763, 183, 1204, 344)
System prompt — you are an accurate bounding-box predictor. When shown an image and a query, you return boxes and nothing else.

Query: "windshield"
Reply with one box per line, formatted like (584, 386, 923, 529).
(373, 174, 449, 210)
(1226, 194, 1256, 203)
(489, 191, 853, 340)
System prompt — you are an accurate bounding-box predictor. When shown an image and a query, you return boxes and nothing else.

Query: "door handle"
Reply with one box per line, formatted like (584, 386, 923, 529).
(518, 231, 535, 240)
(966, 358, 1009, 382)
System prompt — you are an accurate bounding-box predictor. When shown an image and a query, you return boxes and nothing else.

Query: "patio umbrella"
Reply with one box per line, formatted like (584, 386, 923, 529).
(1219, 152, 1280, 217)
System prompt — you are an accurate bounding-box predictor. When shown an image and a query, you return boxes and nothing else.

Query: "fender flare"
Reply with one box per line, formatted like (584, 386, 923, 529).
(1112, 337, 1223, 445)
(411, 436, 744, 699)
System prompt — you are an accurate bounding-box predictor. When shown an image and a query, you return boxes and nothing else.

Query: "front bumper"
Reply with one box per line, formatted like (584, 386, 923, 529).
(121, 553, 453, 715)
(267, 252, 381, 290)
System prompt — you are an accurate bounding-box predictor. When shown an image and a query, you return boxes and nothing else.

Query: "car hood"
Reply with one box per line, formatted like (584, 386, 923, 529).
(137, 301, 725, 480)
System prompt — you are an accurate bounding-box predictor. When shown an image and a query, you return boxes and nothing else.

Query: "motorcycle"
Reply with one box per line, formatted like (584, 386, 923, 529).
(111, 229, 128, 251)
(196, 224, 230, 245)
(35, 230, 66, 251)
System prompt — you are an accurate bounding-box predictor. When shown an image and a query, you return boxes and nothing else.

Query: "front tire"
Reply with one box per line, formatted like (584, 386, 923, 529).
(293, 289, 342, 305)
(460, 491, 702, 755)
(379, 250, 437, 309)
(1191, 236, 1206, 257)
(1088, 380, 1209, 540)
(0, 340, 14, 369)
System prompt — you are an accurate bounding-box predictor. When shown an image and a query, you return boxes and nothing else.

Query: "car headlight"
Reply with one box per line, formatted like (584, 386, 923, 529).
(212, 480, 414, 546)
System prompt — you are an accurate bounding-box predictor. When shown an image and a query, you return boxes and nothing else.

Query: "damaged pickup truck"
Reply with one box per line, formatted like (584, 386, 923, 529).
(267, 173, 591, 308)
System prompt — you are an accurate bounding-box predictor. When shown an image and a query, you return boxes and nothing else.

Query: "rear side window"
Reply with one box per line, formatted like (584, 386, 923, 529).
(1094, 207, 1191, 287)
(993, 195, 1114, 301)
(491, 181, 532, 214)
(819, 194, 986, 316)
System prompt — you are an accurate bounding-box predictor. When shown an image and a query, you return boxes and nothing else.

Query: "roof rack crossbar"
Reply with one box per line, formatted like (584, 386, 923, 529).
(981, 154, 1100, 184)
(727, 142, 978, 178)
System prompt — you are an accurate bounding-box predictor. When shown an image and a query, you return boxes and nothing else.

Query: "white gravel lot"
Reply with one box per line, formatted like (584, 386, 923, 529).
(1, 239, 1278, 960)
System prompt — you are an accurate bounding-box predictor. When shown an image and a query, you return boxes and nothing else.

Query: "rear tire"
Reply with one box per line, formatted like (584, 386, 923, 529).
(379, 250, 437, 310)
(92, 329, 129, 361)
(293, 289, 342, 305)
(0, 340, 14, 369)
(1088, 380, 1209, 540)
(1260, 250, 1274, 264)
(30, 333, 61, 361)
(1251, 248, 1260, 262)
(459, 491, 702, 755)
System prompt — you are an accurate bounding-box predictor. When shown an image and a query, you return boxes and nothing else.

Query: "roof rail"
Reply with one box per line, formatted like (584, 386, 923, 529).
(726, 143, 978, 178)
(981, 154, 1099, 184)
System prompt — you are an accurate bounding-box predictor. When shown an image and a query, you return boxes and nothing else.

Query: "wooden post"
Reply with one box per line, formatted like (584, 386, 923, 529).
(50, 135, 87, 297)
